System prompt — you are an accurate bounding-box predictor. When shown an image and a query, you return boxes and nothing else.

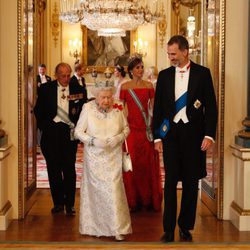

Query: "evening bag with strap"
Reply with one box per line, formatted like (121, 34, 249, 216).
(122, 139, 133, 172)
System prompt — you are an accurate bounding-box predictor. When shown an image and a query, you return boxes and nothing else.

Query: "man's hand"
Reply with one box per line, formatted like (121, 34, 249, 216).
(201, 138, 213, 151)
(154, 141, 163, 153)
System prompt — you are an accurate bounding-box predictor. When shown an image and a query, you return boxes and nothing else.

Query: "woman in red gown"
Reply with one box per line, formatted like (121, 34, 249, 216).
(120, 55, 162, 211)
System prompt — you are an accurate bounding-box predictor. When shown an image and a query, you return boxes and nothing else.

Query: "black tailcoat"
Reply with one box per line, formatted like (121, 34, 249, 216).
(34, 80, 86, 208)
(153, 61, 217, 232)
(69, 75, 88, 102)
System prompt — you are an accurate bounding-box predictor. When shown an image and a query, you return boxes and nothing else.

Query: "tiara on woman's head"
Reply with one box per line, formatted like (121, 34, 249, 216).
(94, 79, 114, 88)
(128, 53, 143, 65)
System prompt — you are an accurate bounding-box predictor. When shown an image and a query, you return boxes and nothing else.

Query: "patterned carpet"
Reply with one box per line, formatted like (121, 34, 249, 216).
(36, 144, 166, 189)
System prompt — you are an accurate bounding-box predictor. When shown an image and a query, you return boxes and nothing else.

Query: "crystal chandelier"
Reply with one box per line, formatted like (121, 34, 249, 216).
(186, 8, 201, 55)
(59, 0, 163, 37)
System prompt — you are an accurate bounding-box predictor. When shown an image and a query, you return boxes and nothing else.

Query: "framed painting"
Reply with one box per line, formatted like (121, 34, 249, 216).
(81, 25, 136, 73)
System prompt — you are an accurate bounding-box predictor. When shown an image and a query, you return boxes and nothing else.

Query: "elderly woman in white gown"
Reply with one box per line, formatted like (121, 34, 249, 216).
(74, 80, 132, 241)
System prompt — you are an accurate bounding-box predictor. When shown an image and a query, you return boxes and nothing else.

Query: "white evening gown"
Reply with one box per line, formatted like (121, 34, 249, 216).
(74, 100, 132, 237)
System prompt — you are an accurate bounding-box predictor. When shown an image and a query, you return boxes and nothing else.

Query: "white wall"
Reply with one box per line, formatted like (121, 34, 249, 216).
(223, 0, 249, 219)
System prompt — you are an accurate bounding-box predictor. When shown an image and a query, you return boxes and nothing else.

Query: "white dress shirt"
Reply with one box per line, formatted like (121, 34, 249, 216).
(40, 74, 47, 84)
(173, 61, 191, 124)
(74, 73, 83, 86)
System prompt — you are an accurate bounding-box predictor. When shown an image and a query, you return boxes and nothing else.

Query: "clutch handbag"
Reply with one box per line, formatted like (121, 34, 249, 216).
(122, 140, 133, 172)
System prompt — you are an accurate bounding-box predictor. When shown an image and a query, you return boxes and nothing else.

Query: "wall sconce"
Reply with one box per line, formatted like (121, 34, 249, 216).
(69, 38, 82, 63)
(133, 38, 148, 57)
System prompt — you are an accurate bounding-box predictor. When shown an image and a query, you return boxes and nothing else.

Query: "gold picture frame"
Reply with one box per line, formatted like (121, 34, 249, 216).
(81, 25, 136, 73)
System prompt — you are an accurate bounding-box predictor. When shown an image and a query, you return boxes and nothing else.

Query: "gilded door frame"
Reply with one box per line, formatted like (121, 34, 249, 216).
(17, 0, 38, 218)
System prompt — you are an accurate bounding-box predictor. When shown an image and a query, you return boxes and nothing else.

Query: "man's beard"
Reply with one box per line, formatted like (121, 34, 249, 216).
(171, 60, 180, 67)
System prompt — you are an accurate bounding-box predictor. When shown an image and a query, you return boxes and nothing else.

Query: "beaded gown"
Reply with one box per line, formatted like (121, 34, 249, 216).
(120, 88, 162, 211)
(74, 100, 132, 237)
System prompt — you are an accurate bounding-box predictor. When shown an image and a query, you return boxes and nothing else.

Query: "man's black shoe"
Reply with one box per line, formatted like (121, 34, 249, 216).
(51, 205, 64, 214)
(179, 228, 192, 241)
(160, 232, 174, 243)
(66, 206, 76, 216)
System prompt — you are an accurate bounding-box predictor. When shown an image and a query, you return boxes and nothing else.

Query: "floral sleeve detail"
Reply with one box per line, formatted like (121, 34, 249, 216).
(113, 103, 123, 111)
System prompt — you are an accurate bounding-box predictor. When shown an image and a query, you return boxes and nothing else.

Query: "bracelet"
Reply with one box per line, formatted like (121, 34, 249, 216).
(89, 137, 95, 146)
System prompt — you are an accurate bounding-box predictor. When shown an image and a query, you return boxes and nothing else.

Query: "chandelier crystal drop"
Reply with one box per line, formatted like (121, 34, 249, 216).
(59, 0, 164, 37)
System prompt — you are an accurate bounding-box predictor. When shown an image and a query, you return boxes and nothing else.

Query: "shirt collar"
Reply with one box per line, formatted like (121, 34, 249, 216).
(57, 82, 69, 91)
(176, 61, 191, 73)
(74, 73, 81, 80)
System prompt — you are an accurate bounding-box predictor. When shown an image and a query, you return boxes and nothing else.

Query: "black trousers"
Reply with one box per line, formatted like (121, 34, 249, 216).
(162, 121, 199, 232)
(40, 122, 78, 208)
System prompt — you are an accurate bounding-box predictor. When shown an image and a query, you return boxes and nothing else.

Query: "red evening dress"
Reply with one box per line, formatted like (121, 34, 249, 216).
(120, 88, 162, 211)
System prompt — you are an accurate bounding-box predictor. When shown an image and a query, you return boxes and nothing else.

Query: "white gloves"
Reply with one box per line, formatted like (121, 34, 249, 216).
(107, 134, 124, 148)
(94, 138, 107, 148)
(91, 134, 124, 148)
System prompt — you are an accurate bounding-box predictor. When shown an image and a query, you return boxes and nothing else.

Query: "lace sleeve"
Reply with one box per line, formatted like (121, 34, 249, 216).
(74, 104, 93, 145)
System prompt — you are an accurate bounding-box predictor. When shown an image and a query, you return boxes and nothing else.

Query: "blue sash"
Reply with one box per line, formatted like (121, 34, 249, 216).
(158, 92, 187, 138)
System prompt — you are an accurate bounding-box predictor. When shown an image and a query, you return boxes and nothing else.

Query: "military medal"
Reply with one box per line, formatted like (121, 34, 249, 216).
(194, 99, 201, 109)
(71, 108, 76, 115)
(163, 124, 167, 132)
(61, 88, 66, 99)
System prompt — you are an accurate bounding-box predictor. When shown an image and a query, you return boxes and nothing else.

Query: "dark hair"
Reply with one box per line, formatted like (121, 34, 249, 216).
(167, 35, 189, 51)
(38, 63, 46, 68)
(74, 63, 83, 72)
(115, 65, 126, 78)
(127, 57, 143, 79)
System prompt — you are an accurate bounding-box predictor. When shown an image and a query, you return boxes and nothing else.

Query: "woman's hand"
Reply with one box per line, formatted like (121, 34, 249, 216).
(107, 134, 124, 148)
(94, 138, 108, 148)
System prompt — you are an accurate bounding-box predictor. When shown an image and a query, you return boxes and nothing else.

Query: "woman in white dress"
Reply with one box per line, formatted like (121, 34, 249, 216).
(114, 65, 127, 100)
(74, 80, 132, 241)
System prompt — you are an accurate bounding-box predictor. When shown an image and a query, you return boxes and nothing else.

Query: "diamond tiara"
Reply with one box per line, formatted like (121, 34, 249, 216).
(94, 79, 114, 88)
(127, 53, 143, 65)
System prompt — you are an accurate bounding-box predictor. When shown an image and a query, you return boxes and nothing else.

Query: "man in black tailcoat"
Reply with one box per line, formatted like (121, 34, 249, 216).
(69, 63, 88, 102)
(34, 62, 87, 215)
(153, 35, 217, 242)
(37, 64, 51, 88)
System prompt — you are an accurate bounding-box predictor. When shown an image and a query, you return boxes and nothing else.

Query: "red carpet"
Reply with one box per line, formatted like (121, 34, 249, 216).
(37, 144, 165, 189)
